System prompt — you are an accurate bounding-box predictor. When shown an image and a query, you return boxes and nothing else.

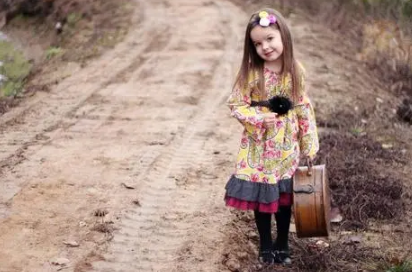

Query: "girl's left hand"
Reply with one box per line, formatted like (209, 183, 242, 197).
(262, 112, 278, 128)
(301, 156, 315, 166)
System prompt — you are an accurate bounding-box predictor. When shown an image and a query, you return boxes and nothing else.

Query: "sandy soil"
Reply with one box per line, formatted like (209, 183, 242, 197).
(0, 0, 411, 272)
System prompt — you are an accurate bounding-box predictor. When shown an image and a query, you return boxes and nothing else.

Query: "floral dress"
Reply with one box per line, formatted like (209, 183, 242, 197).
(224, 66, 319, 213)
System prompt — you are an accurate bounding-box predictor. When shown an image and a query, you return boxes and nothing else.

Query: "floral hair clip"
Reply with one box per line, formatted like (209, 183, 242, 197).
(258, 11, 277, 27)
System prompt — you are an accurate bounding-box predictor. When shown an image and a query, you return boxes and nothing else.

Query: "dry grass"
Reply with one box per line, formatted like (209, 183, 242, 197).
(290, 0, 412, 123)
(241, 0, 412, 123)
(222, 2, 412, 271)
(315, 133, 407, 230)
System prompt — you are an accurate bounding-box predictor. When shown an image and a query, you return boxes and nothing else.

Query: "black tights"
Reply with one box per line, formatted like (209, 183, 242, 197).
(254, 205, 292, 252)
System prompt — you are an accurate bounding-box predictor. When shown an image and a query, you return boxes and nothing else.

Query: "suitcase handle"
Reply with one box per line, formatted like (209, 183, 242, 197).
(294, 184, 314, 194)
(307, 159, 313, 176)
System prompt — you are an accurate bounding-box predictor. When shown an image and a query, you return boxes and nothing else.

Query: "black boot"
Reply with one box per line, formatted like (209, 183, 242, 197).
(254, 210, 275, 264)
(273, 205, 292, 265)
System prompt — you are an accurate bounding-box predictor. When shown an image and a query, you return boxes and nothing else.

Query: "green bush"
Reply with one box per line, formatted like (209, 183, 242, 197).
(358, 0, 412, 21)
(402, 0, 412, 17)
(0, 41, 32, 97)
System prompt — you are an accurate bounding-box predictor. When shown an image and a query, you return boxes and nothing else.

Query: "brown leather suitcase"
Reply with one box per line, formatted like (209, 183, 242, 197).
(293, 164, 331, 238)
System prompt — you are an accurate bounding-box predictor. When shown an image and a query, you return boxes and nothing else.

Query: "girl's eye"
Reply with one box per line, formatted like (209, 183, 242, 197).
(254, 43, 261, 47)
(268, 37, 273, 41)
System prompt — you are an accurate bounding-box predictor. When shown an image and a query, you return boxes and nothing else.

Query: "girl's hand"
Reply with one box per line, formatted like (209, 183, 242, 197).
(262, 112, 278, 128)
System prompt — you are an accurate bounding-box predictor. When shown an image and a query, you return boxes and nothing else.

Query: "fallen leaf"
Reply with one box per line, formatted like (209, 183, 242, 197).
(50, 257, 70, 266)
(315, 240, 330, 248)
(247, 231, 258, 240)
(237, 252, 248, 259)
(289, 223, 296, 233)
(121, 182, 135, 189)
(382, 143, 393, 149)
(148, 141, 165, 146)
(63, 241, 79, 247)
(330, 207, 343, 223)
(200, 172, 218, 179)
(343, 235, 362, 244)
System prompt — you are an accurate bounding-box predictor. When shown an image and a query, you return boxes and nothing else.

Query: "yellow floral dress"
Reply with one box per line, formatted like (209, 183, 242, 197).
(224, 66, 319, 213)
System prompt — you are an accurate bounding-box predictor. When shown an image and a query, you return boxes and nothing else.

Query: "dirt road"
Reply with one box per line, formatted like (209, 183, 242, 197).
(1, 0, 408, 271)
(0, 0, 244, 271)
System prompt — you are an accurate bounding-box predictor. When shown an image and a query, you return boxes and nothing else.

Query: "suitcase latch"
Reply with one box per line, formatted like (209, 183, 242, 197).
(294, 184, 314, 194)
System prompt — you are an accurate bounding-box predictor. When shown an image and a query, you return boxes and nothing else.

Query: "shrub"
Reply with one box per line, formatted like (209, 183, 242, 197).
(0, 41, 31, 97)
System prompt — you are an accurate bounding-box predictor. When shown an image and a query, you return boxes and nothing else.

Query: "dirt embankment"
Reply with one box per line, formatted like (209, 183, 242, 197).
(0, 0, 133, 114)
(1, 0, 51, 28)
(1, 0, 94, 28)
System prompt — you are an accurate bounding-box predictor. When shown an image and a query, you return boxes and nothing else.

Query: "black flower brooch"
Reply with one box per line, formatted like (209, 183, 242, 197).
(251, 96, 293, 115)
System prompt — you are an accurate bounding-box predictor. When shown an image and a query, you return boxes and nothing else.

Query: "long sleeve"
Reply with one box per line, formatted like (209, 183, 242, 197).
(227, 84, 266, 142)
(294, 72, 319, 159)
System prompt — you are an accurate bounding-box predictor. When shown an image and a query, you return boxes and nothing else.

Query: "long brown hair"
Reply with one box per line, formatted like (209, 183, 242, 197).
(234, 8, 302, 102)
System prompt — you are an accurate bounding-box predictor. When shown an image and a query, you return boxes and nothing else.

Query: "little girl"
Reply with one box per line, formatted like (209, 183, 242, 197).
(224, 8, 319, 265)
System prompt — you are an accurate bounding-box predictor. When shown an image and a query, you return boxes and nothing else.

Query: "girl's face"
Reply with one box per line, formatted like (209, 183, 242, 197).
(250, 25, 283, 65)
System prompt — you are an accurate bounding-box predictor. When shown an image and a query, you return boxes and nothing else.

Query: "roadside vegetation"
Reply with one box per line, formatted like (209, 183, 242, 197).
(283, 0, 412, 123)
(0, 40, 32, 97)
(0, 0, 133, 114)
(224, 0, 412, 271)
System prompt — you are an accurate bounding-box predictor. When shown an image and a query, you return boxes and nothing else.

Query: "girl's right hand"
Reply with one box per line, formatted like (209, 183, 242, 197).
(262, 112, 278, 128)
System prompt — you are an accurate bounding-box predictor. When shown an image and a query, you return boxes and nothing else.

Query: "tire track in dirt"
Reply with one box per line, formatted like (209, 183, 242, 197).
(0, 0, 182, 268)
(0, 0, 150, 166)
(90, 1, 243, 271)
(0, 0, 171, 216)
(0, 0, 246, 270)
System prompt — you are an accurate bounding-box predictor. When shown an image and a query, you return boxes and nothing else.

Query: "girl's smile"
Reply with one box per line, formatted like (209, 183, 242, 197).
(265, 51, 274, 57)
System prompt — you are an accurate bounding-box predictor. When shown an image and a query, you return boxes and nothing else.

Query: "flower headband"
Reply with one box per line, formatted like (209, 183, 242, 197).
(258, 11, 277, 27)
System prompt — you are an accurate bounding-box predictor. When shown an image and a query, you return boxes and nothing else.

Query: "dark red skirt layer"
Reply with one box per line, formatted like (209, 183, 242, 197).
(225, 193, 293, 213)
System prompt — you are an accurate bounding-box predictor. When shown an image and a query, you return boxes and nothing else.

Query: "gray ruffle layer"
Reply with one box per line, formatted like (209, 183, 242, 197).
(225, 175, 292, 204)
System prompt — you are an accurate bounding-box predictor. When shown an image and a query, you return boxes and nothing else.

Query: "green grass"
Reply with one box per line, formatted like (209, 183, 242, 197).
(385, 260, 412, 272)
(67, 12, 82, 28)
(350, 126, 366, 136)
(45, 46, 63, 60)
(0, 41, 32, 97)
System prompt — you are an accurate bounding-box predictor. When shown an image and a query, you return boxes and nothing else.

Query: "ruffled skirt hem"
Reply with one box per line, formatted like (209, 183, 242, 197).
(225, 194, 293, 213)
(224, 174, 293, 213)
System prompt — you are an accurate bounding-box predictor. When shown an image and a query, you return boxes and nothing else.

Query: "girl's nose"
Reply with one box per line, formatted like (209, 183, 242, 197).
(262, 42, 269, 50)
